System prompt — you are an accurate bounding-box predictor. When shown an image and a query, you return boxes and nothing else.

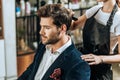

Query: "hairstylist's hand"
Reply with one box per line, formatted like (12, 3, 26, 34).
(81, 54, 103, 65)
(67, 9, 78, 30)
(70, 20, 77, 30)
(67, 9, 75, 16)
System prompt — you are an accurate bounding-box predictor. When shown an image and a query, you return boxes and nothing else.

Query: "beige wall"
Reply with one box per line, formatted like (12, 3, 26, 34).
(112, 64, 120, 80)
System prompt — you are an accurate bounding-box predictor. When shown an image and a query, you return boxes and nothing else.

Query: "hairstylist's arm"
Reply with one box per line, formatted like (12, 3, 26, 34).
(100, 35, 120, 63)
(70, 14, 87, 30)
(81, 35, 120, 65)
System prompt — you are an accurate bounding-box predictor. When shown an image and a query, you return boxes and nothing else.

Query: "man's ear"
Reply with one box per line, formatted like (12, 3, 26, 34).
(61, 24, 67, 32)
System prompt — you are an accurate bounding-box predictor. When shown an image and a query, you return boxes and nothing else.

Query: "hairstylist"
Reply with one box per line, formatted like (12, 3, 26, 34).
(71, 0, 120, 80)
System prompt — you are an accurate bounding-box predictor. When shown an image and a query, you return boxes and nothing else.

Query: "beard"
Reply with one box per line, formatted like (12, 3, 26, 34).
(41, 30, 61, 45)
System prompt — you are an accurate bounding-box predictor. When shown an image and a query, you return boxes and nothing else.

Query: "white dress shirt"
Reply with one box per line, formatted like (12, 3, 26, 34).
(35, 38, 72, 80)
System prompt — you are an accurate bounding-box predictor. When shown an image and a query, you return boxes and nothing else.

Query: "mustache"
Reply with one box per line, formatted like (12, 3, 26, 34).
(40, 35, 47, 38)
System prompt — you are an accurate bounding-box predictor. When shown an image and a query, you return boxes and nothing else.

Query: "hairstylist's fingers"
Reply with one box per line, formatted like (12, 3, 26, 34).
(84, 58, 95, 62)
(88, 62, 97, 65)
(68, 9, 75, 16)
(81, 54, 94, 59)
(70, 20, 75, 30)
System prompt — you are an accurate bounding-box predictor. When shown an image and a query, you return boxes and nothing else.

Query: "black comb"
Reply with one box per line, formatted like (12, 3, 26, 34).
(72, 16, 78, 21)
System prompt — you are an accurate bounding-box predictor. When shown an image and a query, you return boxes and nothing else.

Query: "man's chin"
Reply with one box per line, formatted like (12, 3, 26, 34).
(41, 42, 46, 44)
(41, 41, 47, 45)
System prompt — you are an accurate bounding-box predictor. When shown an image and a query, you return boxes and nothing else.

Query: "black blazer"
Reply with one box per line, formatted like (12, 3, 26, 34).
(18, 43, 90, 80)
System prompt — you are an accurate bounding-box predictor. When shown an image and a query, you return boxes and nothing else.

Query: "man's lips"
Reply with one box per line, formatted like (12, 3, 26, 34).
(41, 36, 47, 40)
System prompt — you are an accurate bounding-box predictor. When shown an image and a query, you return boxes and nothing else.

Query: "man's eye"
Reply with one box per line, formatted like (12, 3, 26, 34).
(46, 27, 50, 29)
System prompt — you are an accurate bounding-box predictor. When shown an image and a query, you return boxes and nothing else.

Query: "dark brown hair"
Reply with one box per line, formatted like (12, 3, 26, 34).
(37, 4, 72, 31)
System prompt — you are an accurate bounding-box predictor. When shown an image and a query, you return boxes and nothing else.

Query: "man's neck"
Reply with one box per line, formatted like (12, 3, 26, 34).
(49, 35, 70, 53)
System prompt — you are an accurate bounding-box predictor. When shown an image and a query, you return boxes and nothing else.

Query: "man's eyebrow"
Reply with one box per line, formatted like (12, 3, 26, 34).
(40, 25, 51, 28)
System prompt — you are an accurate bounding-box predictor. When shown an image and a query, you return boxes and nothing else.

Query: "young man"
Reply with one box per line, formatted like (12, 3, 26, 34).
(18, 4, 90, 80)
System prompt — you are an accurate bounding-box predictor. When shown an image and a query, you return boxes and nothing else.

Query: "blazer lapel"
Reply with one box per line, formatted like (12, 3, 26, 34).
(30, 44, 46, 80)
(42, 43, 75, 80)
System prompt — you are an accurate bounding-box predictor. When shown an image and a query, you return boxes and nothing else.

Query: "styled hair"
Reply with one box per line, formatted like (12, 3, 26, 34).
(37, 4, 72, 31)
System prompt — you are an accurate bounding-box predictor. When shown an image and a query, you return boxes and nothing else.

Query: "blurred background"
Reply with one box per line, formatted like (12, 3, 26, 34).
(0, 0, 119, 80)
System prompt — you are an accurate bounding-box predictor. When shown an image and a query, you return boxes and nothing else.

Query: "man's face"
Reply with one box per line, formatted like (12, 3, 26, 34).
(39, 17, 61, 45)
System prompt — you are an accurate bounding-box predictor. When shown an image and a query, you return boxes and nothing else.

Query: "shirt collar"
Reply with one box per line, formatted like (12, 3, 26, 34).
(56, 37, 72, 54)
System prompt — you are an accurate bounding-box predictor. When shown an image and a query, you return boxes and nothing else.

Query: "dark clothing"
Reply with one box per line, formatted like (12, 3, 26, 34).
(81, 17, 112, 80)
(18, 42, 90, 80)
(81, 4, 118, 80)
